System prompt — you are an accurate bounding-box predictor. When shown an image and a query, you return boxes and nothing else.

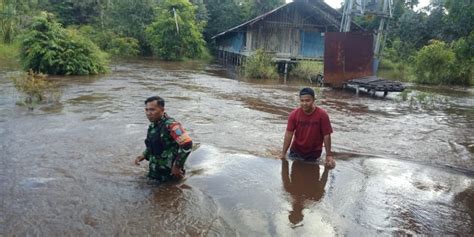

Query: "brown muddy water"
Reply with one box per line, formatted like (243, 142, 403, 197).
(1, 59, 473, 236)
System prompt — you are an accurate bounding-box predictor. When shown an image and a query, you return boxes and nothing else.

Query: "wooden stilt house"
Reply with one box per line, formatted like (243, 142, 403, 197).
(212, 0, 362, 65)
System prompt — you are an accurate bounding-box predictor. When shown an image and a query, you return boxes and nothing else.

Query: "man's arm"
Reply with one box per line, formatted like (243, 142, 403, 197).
(134, 154, 145, 165)
(280, 130, 294, 159)
(173, 142, 193, 168)
(281, 159, 291, 191)
(134, 145, 150, 165)
(170, 142, 192, 178)
(168, 121, 193, 178)
(323, 134, 335, 168)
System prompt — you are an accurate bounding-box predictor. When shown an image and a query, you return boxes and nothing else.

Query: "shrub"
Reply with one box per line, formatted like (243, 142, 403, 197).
(290, 61, 323, 80)
(243, 49, 278, 79)
(12, 70, 61, 109)
(108, 37, 140, 57)
(413, 40, 456, 85)
(20, 12, 109, 75)
(450, 32, 473, 86)
(378, 58, 397, 70)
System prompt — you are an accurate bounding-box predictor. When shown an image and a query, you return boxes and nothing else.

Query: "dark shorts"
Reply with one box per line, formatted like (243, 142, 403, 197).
(288, 149, 321, 162)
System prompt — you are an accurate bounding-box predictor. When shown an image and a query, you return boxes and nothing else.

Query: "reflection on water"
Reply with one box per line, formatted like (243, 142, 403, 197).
(281, 160, 328, 226)
(0, 60, 473, 235)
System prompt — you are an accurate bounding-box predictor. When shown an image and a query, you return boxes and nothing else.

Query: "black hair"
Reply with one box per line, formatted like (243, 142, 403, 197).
(299, 87, 315, 98)
(144, 96, 165, 107)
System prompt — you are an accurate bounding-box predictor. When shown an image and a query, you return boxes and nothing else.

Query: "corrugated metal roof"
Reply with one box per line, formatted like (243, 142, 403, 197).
(211, 1, 361, 40)
(211, 3, 292, 39)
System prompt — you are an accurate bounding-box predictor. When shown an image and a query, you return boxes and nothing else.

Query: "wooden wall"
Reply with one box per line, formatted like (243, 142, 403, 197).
(215, 2, 339, 60)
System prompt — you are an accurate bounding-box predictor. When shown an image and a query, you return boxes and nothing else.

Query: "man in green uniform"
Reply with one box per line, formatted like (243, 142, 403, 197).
(134, 96, 193, 182)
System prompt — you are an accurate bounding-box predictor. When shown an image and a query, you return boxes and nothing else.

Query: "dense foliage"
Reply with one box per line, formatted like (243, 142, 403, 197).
(102, 0, 156, 54)
(146, 0, 207, 60)
(78, 25, 140, 57)
(203, 0, 246, 41)
(20, 12, 108, 75)
(40, 0, 102, 26)
(356, 0, 473, 85)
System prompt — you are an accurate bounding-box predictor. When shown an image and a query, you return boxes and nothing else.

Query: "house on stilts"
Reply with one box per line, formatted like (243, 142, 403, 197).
(211, 0, 362, 76)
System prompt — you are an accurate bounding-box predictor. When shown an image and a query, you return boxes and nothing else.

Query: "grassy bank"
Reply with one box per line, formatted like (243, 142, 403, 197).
(377, 58, 415, 82)
(0, 42, 21, 68)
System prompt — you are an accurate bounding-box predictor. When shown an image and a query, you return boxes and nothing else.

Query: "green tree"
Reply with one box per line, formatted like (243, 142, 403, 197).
(191, 0, 208, 24)
(203, 0, 246, 40)
(450, 32, 474, 85)
(104, 0, 156, 54)
(444, 0, 473, 40)
(39, 0, 102, 26)
(0, 0, 36, 43)
(146, 0, 207, 60)
(397, 10, 430, 49)
(242, 0, 284, 19)
(20, 12, 108, 75)
(425, 2, 446, 41)
(78, 25, 140, 58)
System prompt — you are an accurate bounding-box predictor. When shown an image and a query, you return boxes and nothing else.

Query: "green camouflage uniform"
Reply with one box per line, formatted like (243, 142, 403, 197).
(143, 113, 192, 182)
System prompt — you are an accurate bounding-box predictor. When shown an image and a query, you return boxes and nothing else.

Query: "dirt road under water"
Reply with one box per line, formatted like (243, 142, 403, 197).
(1, 60, 473, 235)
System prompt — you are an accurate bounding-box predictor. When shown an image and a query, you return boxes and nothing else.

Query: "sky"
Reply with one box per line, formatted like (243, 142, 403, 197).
(286, 0, 431, 10)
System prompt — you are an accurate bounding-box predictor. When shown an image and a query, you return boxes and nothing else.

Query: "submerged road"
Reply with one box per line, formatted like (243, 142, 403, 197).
(1, 60, 473, 235)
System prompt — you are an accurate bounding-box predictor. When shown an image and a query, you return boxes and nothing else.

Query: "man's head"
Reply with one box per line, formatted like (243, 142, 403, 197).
(299, 88, 315, 113)
(144, 96, 165, 122)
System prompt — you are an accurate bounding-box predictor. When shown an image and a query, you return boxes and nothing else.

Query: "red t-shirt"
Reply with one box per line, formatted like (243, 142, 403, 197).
(286, 107, 333, 158)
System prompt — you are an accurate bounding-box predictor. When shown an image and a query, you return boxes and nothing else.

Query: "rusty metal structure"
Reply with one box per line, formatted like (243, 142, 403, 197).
(340, 0, 393, 73)
(323, 0, 403, 94)
(323, 31, 374, 87)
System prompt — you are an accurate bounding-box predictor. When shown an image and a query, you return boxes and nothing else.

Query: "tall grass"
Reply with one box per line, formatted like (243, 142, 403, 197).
(243, 49, 278, 79)
(377, 58, 415, 82)
(290, 61, 323, 81)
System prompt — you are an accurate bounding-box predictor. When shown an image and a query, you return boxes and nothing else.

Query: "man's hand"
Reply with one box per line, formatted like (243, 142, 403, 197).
(324, 155, 336, 169)
(134, 155, 145, 165)
(171, 164, 184, 179)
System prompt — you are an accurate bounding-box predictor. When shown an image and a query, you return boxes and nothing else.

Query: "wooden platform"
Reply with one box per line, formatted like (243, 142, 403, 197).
(344, 76, 406, 97)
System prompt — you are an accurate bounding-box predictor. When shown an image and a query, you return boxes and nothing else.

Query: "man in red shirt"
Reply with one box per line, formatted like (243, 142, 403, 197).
(280, 88, 335, 168)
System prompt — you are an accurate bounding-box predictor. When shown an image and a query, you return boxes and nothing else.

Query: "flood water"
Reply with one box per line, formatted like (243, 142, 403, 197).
(1, 59, 473, 236)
